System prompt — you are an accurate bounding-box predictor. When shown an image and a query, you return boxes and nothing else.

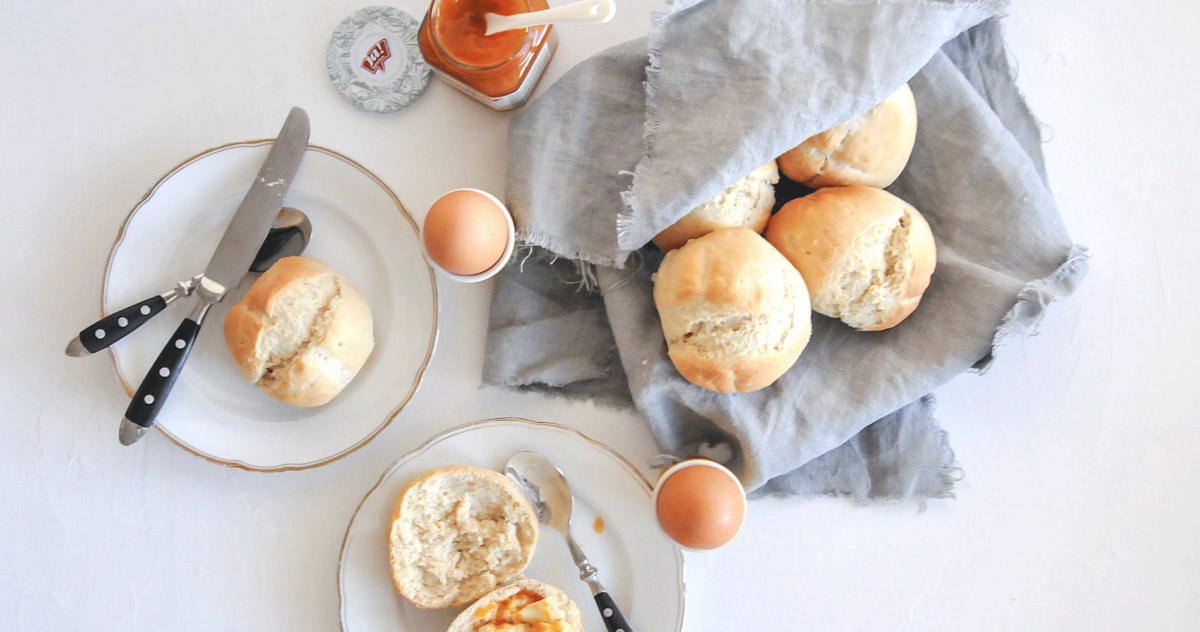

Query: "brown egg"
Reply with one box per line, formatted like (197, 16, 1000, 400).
(654, 460, 746, 550)
(423, 189, 510, 277)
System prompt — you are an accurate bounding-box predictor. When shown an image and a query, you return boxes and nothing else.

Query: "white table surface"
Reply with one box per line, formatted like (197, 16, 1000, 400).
(2, 0, 1197, 630)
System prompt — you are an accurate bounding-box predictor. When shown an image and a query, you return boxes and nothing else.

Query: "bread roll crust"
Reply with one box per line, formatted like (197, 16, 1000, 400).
(223, 256, 374, 407)
(388, 465, 539, 610)
(654, 227, 812, 393)
(778, 83, 918, 189)
(764, 185, 936, 331)
(653, 161, 780, 251)
(447, 578, 584, 632)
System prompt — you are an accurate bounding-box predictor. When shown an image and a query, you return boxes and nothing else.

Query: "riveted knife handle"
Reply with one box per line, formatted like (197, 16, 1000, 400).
(123, 317, 201, 429)
(73, 296, 168, 356)
(594, 592, 632, 632)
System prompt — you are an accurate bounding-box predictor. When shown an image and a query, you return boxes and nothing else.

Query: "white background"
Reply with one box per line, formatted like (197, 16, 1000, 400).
(2, 0, 1198, 630)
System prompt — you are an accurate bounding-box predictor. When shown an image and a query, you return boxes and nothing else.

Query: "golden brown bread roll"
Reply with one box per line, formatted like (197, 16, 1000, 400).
(223, 256, 374, 407)
(447, 578, 583, 632)
(777, 83, 918, 189)
(764, 185, 936, 331)
(653, 226, 812, 393)
(652, 161, 780, 251)
(388, 465, 539, 610)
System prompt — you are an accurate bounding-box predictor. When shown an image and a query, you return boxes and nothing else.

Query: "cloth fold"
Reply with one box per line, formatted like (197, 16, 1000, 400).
(487, 1, 1089, 500)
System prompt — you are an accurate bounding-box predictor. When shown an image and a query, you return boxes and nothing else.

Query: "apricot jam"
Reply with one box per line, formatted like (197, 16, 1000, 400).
(418, 0, 557, 110)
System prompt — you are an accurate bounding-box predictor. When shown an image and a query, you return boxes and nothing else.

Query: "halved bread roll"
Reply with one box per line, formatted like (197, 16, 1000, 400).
(764, 185, 936, 331)
(388, 465, 539, 610)
(653, 226, 812, 393)
(223, 256, 374, 407)
(447, 578, 583, 632)
(652, 161, 780, 251)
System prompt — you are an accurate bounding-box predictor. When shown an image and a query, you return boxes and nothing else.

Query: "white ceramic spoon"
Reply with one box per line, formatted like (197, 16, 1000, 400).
(484, 0, 616, 36)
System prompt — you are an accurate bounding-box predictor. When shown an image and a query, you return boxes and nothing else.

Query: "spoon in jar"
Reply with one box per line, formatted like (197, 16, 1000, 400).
(505, 451, 634, 632)
(484, 0, 616, 36)
(65, 207, 312, 357)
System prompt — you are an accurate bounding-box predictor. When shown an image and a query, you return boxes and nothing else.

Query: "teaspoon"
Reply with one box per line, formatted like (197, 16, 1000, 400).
(505, 451, 634, 632)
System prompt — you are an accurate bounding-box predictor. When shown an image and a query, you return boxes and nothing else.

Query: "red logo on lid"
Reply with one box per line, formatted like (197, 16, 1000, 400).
(361, 38, 392, 74)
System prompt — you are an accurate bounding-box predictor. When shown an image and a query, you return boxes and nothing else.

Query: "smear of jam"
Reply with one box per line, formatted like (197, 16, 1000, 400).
(475, 590, 564, 631)
(593, 516, 605, 534)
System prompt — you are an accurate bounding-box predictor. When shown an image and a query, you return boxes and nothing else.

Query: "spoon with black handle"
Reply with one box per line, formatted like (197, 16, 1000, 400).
(506, 451, 634, 632)
(65, 207, 311, 357)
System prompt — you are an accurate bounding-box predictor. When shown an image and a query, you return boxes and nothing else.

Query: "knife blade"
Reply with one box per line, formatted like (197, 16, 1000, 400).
(118, 107, 310, 446)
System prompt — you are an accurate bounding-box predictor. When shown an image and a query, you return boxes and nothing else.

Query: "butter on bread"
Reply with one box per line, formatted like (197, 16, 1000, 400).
(388, 465, 539, 610)
(765, 185, 936, 331)
(448, 578, 583, 632)
(777, 83, 918, 189)
(223, 256, 374, 407)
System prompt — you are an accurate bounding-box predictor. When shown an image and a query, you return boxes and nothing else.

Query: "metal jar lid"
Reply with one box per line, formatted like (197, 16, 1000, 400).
(326, 6, 432, 113)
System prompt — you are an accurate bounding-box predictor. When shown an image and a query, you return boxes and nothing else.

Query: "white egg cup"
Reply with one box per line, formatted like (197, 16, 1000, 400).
(650, 457, 748, 552)
(420, 188, 516, 283)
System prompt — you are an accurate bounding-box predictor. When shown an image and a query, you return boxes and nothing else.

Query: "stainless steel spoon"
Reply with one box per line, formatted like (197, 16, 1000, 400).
(66, 207, 312, 358)
(506, 451, 634, 632)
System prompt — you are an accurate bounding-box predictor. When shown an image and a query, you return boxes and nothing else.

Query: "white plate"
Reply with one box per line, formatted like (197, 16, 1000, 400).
(104, 141, 437, 471)
(338, 418, 686, 632)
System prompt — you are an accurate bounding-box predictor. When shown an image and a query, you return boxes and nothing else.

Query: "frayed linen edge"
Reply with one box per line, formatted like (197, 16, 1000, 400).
(972, 243, 1091, 373)
(515, 228, 625, 269)
(615, 0, 678, 252)
(747, 395, 961, 506)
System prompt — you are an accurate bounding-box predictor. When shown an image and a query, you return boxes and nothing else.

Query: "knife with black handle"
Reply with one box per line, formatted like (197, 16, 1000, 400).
(119, 107, 310, 446)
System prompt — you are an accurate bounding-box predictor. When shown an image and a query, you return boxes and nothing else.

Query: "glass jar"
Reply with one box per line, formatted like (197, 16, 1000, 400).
(418, 0, 557, 111)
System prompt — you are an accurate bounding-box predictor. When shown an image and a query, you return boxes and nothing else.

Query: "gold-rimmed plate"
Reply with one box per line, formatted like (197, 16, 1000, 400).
(338, 418, 686, 632)
(103, 141, 437, 470)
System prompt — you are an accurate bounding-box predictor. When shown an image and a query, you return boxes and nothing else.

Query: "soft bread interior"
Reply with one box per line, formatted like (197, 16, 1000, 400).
(390, 467, 538, 609)
(815, 207, 916, 330)
(653, 162, 779, 251)
(692, 162, 778, 226)
(224, 256, 374, 407)
(253, 274, 346, 387)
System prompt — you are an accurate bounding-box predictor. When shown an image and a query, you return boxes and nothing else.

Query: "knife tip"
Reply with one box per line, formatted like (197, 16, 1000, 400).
(119, 418, 148, 446)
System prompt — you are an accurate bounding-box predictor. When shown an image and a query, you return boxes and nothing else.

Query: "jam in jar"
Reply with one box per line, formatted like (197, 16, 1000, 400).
(418, 0, 557, 110)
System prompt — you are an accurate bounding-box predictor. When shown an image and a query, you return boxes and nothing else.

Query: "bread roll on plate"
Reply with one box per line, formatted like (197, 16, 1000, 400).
(777, 83, 917, 189)
(764, 185, 936, 331)
(652, 161, 780, 251)
(223, 256, 374, 407)
(653, 226, 812, 393)
(448, 578, 584, 632)
(388, 465, 539, 610)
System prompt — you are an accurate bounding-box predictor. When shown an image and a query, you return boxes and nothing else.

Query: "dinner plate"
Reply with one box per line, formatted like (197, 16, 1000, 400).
(104, 141, 437, 470)
(338, 418, 686, 632)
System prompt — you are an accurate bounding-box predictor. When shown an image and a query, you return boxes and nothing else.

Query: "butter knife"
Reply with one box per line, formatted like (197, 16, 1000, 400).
(119, 107, 310, 446)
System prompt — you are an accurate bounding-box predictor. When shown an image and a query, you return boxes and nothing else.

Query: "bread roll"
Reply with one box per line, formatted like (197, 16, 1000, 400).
(223, 256, 374, 407)
(777, 83, 917, 189)
(764, 185, 936, 331)
(653, 161, 780, 251)
(388, 465, 539, 610)
(447, 578, 584, 632)
(653, 226, 812, 393)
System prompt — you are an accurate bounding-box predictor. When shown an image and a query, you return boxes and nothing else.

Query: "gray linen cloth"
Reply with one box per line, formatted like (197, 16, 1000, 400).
(484, 0, 1089, 502)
